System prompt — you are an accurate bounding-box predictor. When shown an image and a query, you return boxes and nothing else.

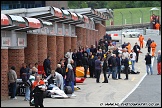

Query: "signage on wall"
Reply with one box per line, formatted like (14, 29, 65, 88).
(58, 28, 62, 35)
(18, 38, 25, 46)
(1, 37, 11, 46)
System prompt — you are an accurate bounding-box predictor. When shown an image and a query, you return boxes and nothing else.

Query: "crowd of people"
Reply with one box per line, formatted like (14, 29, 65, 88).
(8, 33, 161, 107)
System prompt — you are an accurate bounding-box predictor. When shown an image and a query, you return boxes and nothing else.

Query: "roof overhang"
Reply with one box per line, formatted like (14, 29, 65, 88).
(95, 8, 113, 19)
(1, 14, 43, 31)
(66, 8, 109, 22)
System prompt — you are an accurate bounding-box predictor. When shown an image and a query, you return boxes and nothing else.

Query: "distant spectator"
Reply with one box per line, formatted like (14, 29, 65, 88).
(43, 56, 51, 77)
(8, 66, 17, 100)
(157, 50, 161, 75)
(145, 52, 153, 75)
(95, 56, 102, 83)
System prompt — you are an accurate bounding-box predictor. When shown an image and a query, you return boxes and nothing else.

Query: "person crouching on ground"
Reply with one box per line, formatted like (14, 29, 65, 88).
(46, 70, 64, 90)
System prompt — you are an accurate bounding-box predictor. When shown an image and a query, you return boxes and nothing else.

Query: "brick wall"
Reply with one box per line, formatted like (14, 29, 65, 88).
(38, 35, 47, 66)
(1, 49, 8, 100)
(64, 36, 71, 54)
(94, 30, 99, 46)
(8, 49, 24, 78)
(47, 36, 56, 70)
(76, 27, 82, 48)
(86, 29, 90, 47)
(102, 20, 106, 26)
(71, 37, 77, 51)
(56, 36, 64, 63)
(76, 27, 87, 48)
(95, 23, 106, 44)
(24, 34, 38, 65)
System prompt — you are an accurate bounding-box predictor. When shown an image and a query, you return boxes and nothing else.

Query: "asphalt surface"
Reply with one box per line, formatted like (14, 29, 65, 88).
(1, 29, 161, 107)
(119, 34, 161, 107)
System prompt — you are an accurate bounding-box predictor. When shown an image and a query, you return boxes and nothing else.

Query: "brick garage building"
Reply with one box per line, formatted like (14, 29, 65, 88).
(1, 7, 113, 100)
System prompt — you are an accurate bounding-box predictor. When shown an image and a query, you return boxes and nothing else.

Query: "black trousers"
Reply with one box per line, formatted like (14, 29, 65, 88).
(89, 66, 94, 77)
(34, 93, 44, 107)
(148, 47, 151, 53)
(103, 70, 108, 82)
(135, 52, 139, 62)
(124, 66, 129, 79)
(95, 69, 101, 83)
(83, 65, 88, 78)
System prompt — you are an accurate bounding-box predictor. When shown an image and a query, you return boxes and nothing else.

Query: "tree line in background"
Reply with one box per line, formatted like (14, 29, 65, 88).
(68, 1, 161, 9)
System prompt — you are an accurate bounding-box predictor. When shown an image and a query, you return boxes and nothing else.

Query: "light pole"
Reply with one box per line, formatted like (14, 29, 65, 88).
(120, 12, 123, 44)
(139, 10, 143, 26)
(129, 11, 133, 25)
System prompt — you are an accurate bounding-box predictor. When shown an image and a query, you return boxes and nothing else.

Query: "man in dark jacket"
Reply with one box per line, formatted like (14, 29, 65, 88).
(146, 38, 152, 53)
(108, 54, 113, 78)
(133, 42, 141, 63)
(102, 58, 108, 83)
(72, 49, 77, 67)
(76, 49, 83, 66)
(88, 52, 94, 78)
(82, 53, 89, 78)
(43, 56, 51, 77)
(145, 53, 153, 75)
(116, 54, 122, 79)
(123, 57, 129, 80)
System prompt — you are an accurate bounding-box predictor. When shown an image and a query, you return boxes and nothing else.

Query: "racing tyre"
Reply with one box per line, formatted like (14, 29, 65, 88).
(64, 86, 73, 94)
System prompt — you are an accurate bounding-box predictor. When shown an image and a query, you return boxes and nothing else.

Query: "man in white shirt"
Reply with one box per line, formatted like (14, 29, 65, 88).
(65, 49, 73, 64)
(122, 48, 129, 59)
(130, 49, 136, 72)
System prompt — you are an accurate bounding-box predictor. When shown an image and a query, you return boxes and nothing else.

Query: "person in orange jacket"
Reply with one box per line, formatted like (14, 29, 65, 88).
(126, 42, 131, 53)
(155, 22, 160, 30)
(138, 34, 144, 48)
(150, 40, 157, 57)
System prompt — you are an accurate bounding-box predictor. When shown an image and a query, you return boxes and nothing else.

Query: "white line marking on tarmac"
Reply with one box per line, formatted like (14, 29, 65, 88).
(118, 73, 147, 106)
(118, 44, 155, 106)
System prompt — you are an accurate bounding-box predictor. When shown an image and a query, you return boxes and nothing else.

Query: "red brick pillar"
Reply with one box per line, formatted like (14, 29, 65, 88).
(24, 34, 38, 65)
(90, 30, 93, 46)
(64, 36, 71, 54)
(95, 30, 99, 46)
(71, 37, 77, 51)
(38, 35, 47, 66)
(56, 36, 64, 63)
(8, 48, 25, 78)
(76, 27, 82, 48)
(82, 28, 86, 47)
(102, 20, 106, 26)
(1, 48, 9, 100)
(95, 23, 100, 41)
(86, 29, 90, 47)
(47, 36, 56, 70)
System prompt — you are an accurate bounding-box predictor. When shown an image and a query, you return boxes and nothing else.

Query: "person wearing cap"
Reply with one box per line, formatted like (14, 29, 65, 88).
(157, 50, 161, 75)
(150, 40, 157, 57)
(138, 34, 144, 48)
(145, 52, 153, 75)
